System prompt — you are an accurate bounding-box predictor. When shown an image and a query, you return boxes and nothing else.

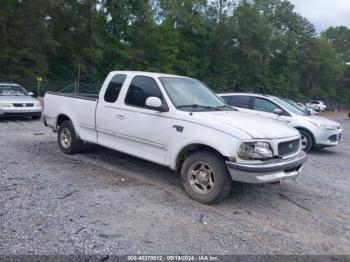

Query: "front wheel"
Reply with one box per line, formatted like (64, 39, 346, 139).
(181, 150, 232, 204)
(299, 129, 313, 152)
(57, 120, 82, 154)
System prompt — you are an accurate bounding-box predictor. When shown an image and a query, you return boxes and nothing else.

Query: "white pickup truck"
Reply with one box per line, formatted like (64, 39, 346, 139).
(43, 71, 307, 204)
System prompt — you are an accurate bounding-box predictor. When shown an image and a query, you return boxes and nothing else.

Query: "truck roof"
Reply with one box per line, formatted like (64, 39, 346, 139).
(110, 71, 191, 79)
(0, 82, 20, 86)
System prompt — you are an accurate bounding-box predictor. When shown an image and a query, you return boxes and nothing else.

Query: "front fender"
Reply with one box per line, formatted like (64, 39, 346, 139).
(167, 128, 240, 170)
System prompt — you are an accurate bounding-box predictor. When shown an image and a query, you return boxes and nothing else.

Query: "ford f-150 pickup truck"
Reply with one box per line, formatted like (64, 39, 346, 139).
(43, 71, 307, 204)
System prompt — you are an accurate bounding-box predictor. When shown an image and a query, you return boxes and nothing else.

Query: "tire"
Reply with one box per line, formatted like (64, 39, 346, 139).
(299, 129, 313, 153)
(32, 115, 41, 120)
(57, 120, 82, 154)
(181, 150, 232, 204)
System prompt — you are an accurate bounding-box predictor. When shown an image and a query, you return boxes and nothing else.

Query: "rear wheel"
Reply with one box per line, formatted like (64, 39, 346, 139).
(57, 120, 82, 154)
(299, 129, 313, 152)
(181, 150, 232, 204)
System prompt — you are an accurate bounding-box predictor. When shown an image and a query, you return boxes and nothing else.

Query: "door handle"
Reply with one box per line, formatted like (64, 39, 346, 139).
(116, 114, 125, 119)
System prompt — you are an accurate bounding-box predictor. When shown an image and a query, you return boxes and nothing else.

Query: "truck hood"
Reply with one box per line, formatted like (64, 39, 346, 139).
(0, 95, 39, 103)
(194, 111, 299, 139)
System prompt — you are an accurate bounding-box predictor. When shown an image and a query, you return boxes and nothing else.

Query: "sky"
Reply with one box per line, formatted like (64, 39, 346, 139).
(289, 0, 350, 33)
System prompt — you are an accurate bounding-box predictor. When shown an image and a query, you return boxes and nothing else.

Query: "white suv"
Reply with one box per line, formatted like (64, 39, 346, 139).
(219, 93, 342, 152)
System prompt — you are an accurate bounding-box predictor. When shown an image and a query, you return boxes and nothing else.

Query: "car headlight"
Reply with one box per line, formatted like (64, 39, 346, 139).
(238, 141, 273, 160)
(34, 102, 41, 107)
(320, 124, 337, 130)
(310, 121, 337, 130)
(0, 103, 13, 108)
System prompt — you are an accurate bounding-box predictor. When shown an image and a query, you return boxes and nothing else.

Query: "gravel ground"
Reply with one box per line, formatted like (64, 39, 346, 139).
(0, 115, 349, 255)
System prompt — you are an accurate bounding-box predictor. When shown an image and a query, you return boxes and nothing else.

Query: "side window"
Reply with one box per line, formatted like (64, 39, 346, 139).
(104, 74, 127, 103)
(253, 98, 280, 113)
(221, 96, 231, 103)
(125, 76, 163, 109)
(228, 96, 251, 109)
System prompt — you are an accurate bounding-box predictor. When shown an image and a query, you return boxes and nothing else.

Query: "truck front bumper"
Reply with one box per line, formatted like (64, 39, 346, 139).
(226, 151, 307, 183)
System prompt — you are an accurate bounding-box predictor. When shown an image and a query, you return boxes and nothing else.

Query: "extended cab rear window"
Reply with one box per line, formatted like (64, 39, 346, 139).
(104, 74, 127, 103)
(227, 95, 251, 109)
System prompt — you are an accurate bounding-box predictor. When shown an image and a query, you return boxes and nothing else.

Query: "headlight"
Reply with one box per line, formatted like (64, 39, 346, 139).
(238, 141, 273, 160)
(34, 102, 41, 107)
(0, 103, 12, 108)
(320, 124, 337, 130)
(310, 121, 337, 130)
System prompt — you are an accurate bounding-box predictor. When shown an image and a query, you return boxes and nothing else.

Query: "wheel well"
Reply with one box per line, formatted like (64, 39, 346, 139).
(295, 127, 315, 144)
(57, 114, 71, 128)
(176, 144, 227, 171)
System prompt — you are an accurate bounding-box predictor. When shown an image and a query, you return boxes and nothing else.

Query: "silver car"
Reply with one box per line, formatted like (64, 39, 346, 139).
(218, 93, 342, 152)
(0, 83, 42, 119)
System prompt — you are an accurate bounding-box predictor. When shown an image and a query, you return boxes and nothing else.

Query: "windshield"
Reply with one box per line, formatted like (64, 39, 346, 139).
(0, 85, 28, 96)
(272, 97, 308, 116)
(159, 77, 227, 111)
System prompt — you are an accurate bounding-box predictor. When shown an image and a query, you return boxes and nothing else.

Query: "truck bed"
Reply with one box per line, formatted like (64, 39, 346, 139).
(44, 92, 99, 143)
(46, 92, 99, 101)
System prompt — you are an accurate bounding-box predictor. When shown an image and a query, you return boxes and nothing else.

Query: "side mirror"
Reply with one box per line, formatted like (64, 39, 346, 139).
(28, 92, 34, 96)
(274, 108, 283, 115)
(146, 97, 162, 110)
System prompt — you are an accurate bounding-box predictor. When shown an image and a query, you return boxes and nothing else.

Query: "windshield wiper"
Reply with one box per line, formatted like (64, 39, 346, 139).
(215, 105, 236, 111)
(177, 104, 224, 111)
(177, 104, 235, 111)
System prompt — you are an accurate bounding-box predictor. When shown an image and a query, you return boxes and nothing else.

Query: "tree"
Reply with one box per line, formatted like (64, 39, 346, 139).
(0, 0, 348, 106)
(0, 0, 53, 89)
(322, 26, 350, 105)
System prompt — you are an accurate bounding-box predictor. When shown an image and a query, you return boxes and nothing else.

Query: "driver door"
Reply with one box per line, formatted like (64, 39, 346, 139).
(117, 75, 173, 165)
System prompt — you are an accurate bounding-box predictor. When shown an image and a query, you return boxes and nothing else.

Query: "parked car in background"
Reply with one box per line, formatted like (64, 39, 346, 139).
(43, 71, 307, 204)
(306, 100, 327, 112)
(283, 99, 313, 116)
(218, 93, 342, 152)
(297, 102, 317, 115)
(0, 83, 42, 119)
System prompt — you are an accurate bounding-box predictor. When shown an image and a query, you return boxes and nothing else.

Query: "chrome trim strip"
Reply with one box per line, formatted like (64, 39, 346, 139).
(105, 105, 137, 113)
(96, 128, 166, 149)
(80, 124, 95, 130)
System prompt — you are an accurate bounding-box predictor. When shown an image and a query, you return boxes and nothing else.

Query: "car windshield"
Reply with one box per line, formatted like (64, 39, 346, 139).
(272, 97, 308, 116)
(159, 77, 229, 111)
(0, 85, 28, 96)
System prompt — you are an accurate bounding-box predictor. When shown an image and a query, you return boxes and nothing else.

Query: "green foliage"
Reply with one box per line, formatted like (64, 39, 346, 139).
(0, 0, 349, 106)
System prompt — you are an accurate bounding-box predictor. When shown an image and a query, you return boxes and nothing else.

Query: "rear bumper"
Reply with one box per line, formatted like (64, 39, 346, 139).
(226, 151, 307, 183)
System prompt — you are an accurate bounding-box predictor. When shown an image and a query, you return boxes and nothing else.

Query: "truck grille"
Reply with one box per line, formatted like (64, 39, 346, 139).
(12, 103, 34, 107)
(278, 139, 300, 156)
